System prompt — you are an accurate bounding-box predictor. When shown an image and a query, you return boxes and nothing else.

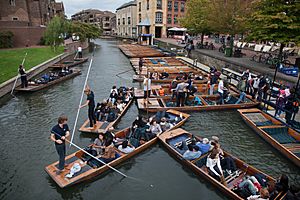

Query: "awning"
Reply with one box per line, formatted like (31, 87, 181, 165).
(137, 18, 151, 26)
(140, 34, 152, 37)
(168, 27, 187, 31)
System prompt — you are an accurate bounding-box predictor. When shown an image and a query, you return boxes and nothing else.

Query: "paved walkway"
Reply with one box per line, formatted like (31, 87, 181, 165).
(156, 38, 299, 86)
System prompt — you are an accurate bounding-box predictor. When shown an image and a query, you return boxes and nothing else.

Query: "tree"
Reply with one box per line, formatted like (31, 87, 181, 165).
(70, 22, 102, 43)
(44, 16, 68, 51)
(180, 0, 211, 45)
(247, 0, 300, 58)
(206, 0, 253, 56)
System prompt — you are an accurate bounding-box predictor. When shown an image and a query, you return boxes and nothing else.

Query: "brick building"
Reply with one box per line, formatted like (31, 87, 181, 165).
(71, 9, 116, 35)
(166, 0, 186, 29)
(0, 0, 65, 47)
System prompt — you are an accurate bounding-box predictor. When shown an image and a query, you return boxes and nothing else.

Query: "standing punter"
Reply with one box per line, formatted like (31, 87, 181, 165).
(50, 115, 70, 174)
(80, 87, 97, 129)
(19, 64, 28, 88)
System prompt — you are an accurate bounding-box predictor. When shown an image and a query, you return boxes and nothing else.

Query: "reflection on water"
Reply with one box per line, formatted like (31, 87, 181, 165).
(0, 39, 299, 200)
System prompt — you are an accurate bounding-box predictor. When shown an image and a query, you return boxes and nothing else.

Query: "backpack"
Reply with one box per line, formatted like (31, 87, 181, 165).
(107, 112, 116, 122)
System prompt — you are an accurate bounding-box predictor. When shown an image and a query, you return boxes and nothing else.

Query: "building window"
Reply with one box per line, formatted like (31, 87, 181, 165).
(167, 1, 172, 11)
(122, 18, 125, 25)
(174, 2, 178, 12)
(155, 12, 163, 24)
(12, 17, 18, 21)
(139, 2, 141, 12)
(157, 0, 162, 9)
(128, 17, 131, 25)
(139, 14, 141, 23)
(167, 14, 172, 24)
(105, 17, 109, 21)
(174, 14, 178, 24)
(180, 2, 185, 12)
(9, 0, 15, 6)
(147, 0, 149, 10)
(118, 18, 120, 25)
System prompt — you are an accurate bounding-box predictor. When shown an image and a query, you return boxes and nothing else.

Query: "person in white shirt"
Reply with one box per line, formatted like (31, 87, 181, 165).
(143, 75, 152, 105)
(118, 140, 135, 154)
(218, 79, 224, 104)
(77, 46, 82, 58)
(206, 149, 223, 181)
(252, 77, 260, 99)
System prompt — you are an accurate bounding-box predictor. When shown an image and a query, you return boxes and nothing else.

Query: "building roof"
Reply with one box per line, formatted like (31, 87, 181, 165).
(116, 0, 137, 11)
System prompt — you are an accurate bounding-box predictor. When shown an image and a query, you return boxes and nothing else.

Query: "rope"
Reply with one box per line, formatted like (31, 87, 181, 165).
(69, 47, 95, 147)
(11, 52, 27, 96)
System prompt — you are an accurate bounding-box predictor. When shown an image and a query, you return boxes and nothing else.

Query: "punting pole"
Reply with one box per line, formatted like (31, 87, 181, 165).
(69, 46, 95, 147)
(73, 51, 78, 60)
(11, 52, 27, 96)
(52, 131, 127, 178)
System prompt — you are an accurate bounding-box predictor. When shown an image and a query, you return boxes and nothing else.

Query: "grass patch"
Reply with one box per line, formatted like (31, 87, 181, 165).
(0, 46, 64, 84)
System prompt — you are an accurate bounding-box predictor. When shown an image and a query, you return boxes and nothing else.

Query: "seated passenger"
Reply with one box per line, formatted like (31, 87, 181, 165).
(111, 85, 118, 94)
(275, 174, 289, 193)
(206, 149, 223, 181)
(118, 140, 135, 154)
(160, 117, 173, 132)
(116, 99, 125, 112)
(149, 120, 162, 135)
(183, 144, 202, 160)
(109, 90, 118, 104)
(196, 138, 211, 154)
(160, 70, 169, 79)
(152, 72, 159, 80)
(92, 133, 105, 155)
(99, 140, 116, 164)
(132, 116, 147, 132)
(238, 176, 261, 197)
(124, 92, 131, 103)
(104, 127, 115, 145)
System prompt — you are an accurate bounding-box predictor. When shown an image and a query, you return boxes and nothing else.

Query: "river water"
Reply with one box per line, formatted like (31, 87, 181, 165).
(0, 39, 299, 200)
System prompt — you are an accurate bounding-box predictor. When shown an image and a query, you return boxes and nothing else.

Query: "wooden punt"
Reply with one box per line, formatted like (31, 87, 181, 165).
(158, 128, 285, 200)
(130, 57, 187, 67)
(15, 70, 81, 92)
(238, 108, 300, 167)
(133, 83, 218, 99)
(119, 44, 164, 58)
(137, 94, 259, 112)
(132, 74, 208, 84)
(79, 98, 134, 134)
(50, 58, 89, 69)
(45, 109, 190, 188)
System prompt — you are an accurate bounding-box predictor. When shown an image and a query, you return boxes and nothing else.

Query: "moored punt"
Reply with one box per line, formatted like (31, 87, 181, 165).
(79, 98, 134, 134)
(118, 44, 164, 58)
(15, 69, 81, 92)
(50, 58, 89, 69)
(158, 128, 285, 200)
(137, 94, 259, 112)
(130, 57, 187, 67)
(238, 108, 300, 167)
(133, 83, 217, 99)
(132, 74, 208, 84)
(45, 110, 190, 188)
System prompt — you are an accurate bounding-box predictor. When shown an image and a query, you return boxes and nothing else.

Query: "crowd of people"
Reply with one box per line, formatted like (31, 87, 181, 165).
(80, 111, 183, 168)
(174, 134, 299, 200)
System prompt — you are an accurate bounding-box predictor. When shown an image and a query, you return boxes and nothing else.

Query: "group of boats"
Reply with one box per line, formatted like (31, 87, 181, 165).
(43, 44, 298, 199)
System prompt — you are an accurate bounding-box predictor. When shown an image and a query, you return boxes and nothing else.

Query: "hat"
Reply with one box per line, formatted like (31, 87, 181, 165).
(280, 90, 286, 95)
(202, 138, 209, 144)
